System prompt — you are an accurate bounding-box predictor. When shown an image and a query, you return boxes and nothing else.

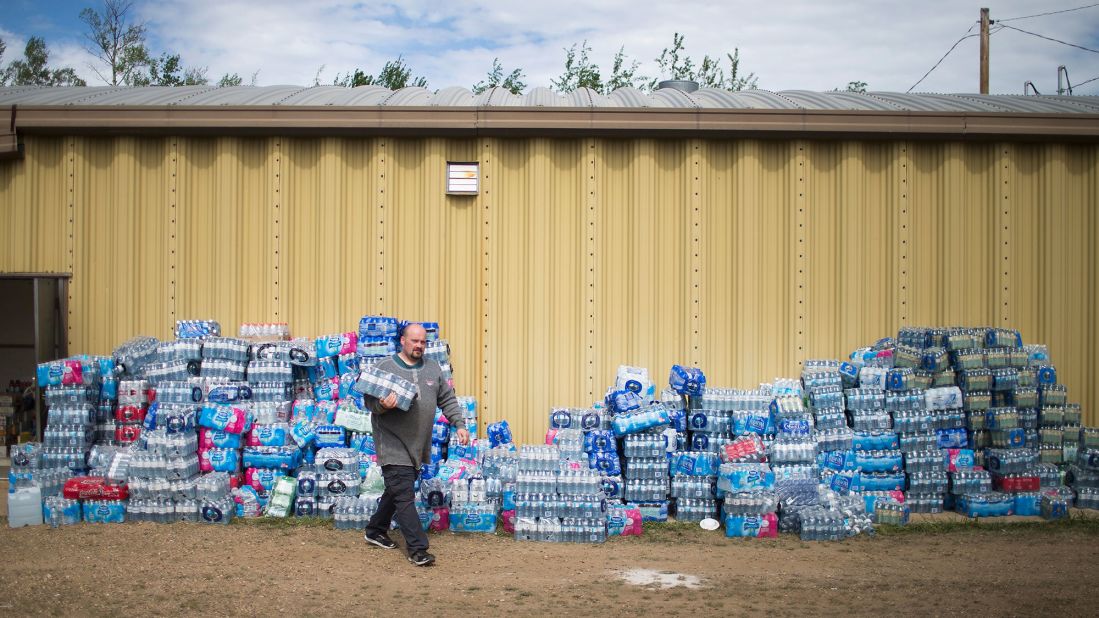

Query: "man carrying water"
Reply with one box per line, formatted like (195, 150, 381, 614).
(362, 323, 470, 566)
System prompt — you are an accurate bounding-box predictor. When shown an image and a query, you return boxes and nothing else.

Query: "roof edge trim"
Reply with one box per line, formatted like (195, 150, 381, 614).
(8, 105, 1099, 140)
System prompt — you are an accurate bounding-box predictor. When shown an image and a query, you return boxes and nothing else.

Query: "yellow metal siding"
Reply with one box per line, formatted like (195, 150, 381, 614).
(1008, 143, 1099, 426)
(174, 137, 278, 338)
(283, 137, 376, 335)
(483, 138, 587, 444)
(801, 141, 905, 364)
(594, 139, 693, 399)
(69, 137, 172, 353)
(699, 140, 800, 387)
(0, 136, 68, 272)
(2, 135, 1097, 433)
(907, 142, 1002, 326)
(385, 138, 482, 399)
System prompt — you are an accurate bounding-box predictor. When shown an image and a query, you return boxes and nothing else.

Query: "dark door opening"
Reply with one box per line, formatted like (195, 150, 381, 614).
(0, 274, 68, 448)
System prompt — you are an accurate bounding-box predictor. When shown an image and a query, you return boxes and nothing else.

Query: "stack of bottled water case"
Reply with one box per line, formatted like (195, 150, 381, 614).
(293, 460, 320, 517)
(93, 357, 120, 446)
(313, 447, 364, 526)
(110, 379, 149, 446)
(307, 332, 360, 476)
(771, 378, 851, 538)
(332, 493, 379, 529)
(597, 364, 668, 523)
(112, 336, 159, 378)
(357, 315, 399, 360)
(127, 373, 203, 523)
(551, 406, 616, 493)
(42, 494, 82, 527)
(670, 389, 720, 523)
(809, 363, 857, 501)
(697, 387, 773, 451)
(575, 421, 622, 504)
(481, 446, 518, 528)
(1066, 430, 1099, 507)
(619, 430, 667, 505)
(843, 326, 1073, 518)
(513, 443, 606, 543)
(27, 320, 1099, 535)
(617, 412, 672, 521)
(192, 373, 261, 517)
(40, 387, 95, 475)
(694, 385, 776, 534)
(290, 397, 355, 517)
(37, 356, 118, 474)
(192, 471, 234, 524)
(312, 447, 361, 516)
(242, 336, 300, 510)
(450, 475, 500, 533)
(669, 454, 718, 522)
(718, 433, 778, 538)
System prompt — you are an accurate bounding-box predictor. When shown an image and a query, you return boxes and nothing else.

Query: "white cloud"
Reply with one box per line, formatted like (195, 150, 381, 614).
(4, 0, 1098, 94)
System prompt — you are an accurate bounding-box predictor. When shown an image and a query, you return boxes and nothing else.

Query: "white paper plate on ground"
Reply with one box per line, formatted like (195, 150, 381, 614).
(699, 517, 720, 531)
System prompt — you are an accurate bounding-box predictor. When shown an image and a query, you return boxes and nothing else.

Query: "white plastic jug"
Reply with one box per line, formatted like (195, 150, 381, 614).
(8, 486, 44, 528)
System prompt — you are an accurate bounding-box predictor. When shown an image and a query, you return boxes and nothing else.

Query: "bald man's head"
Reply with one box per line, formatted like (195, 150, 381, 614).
(400, 323, 428, 361)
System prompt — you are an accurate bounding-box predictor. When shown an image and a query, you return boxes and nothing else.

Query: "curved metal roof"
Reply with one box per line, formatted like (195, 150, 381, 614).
(431, 86, 475, 107)
(1, 85, 1097, 113)
(781, 90, 905, 112)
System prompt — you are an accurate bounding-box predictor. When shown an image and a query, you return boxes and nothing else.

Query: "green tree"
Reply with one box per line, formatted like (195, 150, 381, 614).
(551, 41, 602, 92)
(649, 33, 757, 91)
(82, 0, 218, 87)
(472, 58, 525, 95)
(695, 49, 756, 90)
(4, 37, 87, 86)
(334, 57, 427, 89)
(0, 38, 7, 85)
(217, 72, 243, 87)
(605, 46, 644, 92)
(841, 80, 868, 93)
(652, 33, 694, 83)
(80, 0, 148, 85)
(130, 52, 208, 86)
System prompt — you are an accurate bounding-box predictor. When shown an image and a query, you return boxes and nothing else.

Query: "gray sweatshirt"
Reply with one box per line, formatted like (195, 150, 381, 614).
(365, 354, 465, 469)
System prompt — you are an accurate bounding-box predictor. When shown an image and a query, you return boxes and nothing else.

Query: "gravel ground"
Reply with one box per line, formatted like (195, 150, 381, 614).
(3, 504, 1099, 616)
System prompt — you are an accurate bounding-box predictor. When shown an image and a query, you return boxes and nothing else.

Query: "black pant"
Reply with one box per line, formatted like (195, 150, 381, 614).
(365, 464, 428, 554)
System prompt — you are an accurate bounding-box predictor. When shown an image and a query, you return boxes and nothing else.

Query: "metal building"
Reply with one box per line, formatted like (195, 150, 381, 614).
(1, 85, 1097, 443)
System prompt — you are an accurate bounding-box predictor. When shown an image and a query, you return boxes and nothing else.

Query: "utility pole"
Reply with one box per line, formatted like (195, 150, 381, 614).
(980, 7, 990, 94)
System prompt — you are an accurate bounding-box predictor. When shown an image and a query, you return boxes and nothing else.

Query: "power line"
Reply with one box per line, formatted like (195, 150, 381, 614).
(906, 26, 1004, 93)
(1074, 74, 1099, 88)
(998, 3, 1099, 22)
(998, 23, 1099, 54)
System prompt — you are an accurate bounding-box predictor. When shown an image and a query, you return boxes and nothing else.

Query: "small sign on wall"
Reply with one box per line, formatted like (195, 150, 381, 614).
(446, 162, 479, 195)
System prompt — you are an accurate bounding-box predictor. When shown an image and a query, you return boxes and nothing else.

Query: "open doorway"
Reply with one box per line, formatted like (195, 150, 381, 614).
(0, 274, 68, 448)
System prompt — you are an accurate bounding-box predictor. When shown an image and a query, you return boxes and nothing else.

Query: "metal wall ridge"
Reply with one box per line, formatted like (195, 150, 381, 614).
(8, 105, 1099, 140)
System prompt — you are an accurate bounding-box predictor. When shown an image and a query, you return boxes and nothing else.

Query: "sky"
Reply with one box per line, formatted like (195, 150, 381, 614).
(1, 0, 1098, 95)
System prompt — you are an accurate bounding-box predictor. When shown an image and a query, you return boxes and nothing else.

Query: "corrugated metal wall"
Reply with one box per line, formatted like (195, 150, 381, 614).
(0, 136, 68, 271)
(2, 134, 1096, 442)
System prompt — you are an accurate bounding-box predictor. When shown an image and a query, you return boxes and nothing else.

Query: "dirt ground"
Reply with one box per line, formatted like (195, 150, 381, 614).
(3, 507, 1099, 617)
